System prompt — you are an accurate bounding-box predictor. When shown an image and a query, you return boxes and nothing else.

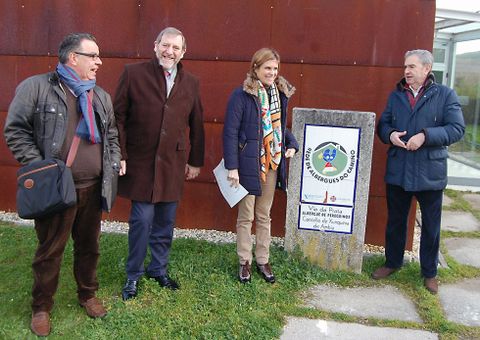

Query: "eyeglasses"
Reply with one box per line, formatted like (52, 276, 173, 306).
(74, 51, 101, 60)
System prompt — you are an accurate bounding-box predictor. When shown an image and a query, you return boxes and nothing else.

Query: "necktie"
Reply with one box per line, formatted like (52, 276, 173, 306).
(164, 70, 173, 97)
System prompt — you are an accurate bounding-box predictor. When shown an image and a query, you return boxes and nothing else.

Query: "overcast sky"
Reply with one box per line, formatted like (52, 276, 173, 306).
(436, 0, 479, 12)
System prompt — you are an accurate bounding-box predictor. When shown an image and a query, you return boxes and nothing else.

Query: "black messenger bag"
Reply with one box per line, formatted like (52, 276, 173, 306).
(16, 158, 76, 219)
(15, 131, 81, 219)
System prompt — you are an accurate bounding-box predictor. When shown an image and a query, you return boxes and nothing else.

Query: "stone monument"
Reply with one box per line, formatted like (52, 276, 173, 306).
(285, 108, 375, 273)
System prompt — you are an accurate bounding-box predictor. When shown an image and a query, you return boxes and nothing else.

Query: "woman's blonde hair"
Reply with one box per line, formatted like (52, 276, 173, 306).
(249, 48, 280, 80)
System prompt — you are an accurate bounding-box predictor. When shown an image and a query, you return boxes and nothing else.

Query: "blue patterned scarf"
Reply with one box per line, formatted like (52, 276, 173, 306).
(56, 63, 101, 144)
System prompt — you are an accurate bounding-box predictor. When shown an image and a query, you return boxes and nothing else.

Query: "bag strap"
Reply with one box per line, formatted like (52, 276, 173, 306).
(65, 116, 86, 167)
(66, 134, 80, 167)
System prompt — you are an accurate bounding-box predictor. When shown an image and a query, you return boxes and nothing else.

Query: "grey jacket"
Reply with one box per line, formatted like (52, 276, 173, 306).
(4, 71, 121, 211)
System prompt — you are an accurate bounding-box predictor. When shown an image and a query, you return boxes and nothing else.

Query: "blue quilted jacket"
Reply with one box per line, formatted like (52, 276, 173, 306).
(377, 75, 465, 191)
(223, 75, 299, 195)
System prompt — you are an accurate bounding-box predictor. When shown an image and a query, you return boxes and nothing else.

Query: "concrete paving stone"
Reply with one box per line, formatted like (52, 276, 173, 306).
(280, 317, 438, 340)
(302, 284, 422, 323)
(444, 237, 480, 268)
(441, 211, 480, 232)
(464, 193, 480, 210)
(442, 194, 453, 207)
(439, 277, 480, 327)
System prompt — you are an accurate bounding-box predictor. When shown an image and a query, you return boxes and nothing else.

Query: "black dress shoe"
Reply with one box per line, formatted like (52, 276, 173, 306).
(122, 279, 138, 301)
(150, 275, 179, 290)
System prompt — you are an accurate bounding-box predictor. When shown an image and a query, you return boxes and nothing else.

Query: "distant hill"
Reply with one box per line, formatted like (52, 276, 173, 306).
(452, 51, 480, 123)
(456, 51, 480, 75)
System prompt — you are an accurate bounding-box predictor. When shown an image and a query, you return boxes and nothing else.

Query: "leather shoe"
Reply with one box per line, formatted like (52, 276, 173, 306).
(424, 277, 439, 294)
(239, 262, 251, 283)
(31, 311, 50, 337)
(122, 279, 138, 301)
(79, 297, 107, 318)
(256, 263, 276, 283)
(371, 266, 398, 280)
(150, 275, 179, 290)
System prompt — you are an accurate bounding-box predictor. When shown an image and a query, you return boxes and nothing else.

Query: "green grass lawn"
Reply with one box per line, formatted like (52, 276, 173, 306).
(1, 193, 480, 340)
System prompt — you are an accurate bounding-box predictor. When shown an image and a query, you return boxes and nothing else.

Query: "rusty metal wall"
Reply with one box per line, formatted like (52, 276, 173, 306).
(0, 0, 435, 246)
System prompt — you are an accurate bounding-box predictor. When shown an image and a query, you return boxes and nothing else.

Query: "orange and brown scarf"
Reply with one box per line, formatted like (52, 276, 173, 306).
(258, 81, 282, 182)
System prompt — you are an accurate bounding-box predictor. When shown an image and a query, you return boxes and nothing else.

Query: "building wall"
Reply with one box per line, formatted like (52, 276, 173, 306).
(0, 0, 435, 247)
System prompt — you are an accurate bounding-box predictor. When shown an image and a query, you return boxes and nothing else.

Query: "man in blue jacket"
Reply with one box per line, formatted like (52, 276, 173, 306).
(373, 49, 465, 294)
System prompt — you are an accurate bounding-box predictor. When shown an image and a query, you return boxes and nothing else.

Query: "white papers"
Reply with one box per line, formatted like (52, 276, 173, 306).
(213, 159, 248, 208)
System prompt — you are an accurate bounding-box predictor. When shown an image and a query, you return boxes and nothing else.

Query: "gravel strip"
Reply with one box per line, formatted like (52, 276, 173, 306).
(0, 210, 419, 258)
(0, 210, 283, 246)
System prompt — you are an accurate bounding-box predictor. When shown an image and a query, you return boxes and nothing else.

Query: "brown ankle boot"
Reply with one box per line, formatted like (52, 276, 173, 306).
(256, 262, 276, 283)
(239, 262, 251, 283)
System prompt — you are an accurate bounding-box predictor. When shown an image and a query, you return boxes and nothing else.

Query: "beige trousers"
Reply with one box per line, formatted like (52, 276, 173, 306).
(236, 170, 277, 265)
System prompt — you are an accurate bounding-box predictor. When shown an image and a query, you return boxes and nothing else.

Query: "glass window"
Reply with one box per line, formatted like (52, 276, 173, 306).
(433, 48, 446, 63)
(449, 40, 480, 170)
(432, 70, 444, 83)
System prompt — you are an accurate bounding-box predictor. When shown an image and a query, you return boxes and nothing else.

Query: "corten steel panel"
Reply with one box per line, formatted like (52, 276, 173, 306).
(0, 1, 50, 55)
(198, 122, 222, 183)
(48, 0, 140, 58)
(0, 1, 22, 54)
(0, 165, 18, 213)
(0, 56, 52, 111)
(0, 0, 436, 248)
(365, 196, 415, 250)
(104, 196, 130, 222)
(370, 139, 389, 197)
(365, 196, 388, 246)
(185, 60, 250, 123)
(271, 0, 435, 66)
(0, 56, 18, 112)
(0, 112, 18, 167)
(96, 58, 146, 98)
(300, 64, 402, 114)
(138, 0, 271, 61)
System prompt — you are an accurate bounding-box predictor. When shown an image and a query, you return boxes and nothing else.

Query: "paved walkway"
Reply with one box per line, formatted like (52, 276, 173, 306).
(281, 194, 480, 339)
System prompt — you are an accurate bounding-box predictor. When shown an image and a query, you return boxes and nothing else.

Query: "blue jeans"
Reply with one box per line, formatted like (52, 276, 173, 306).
(125, 201, 178, 280)
(385, 184, 443, 278)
